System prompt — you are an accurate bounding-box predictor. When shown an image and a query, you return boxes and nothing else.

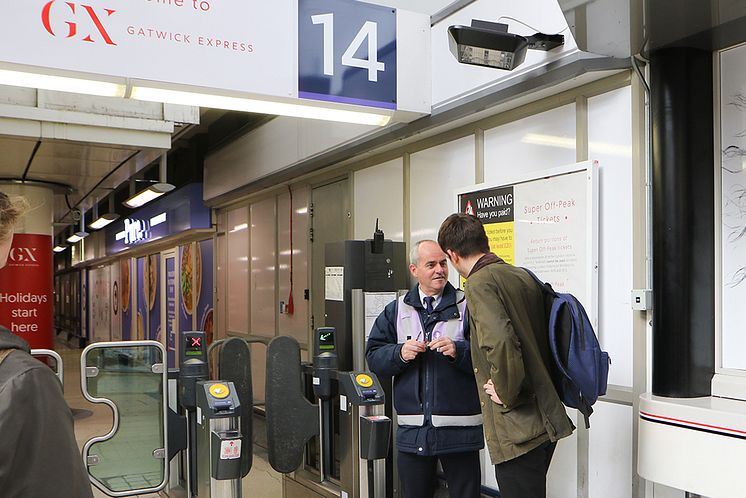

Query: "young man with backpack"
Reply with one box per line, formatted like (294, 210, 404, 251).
(437, 213, 574, 498)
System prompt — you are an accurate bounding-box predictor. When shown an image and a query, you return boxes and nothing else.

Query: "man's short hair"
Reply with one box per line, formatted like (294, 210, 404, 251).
(438, 213, 490, 258)
(409, 239, 437, 265)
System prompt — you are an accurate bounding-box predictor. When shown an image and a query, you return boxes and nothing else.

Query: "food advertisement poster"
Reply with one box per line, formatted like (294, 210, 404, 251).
(458, 163, 596, 306)
(197, 239, 214, 345)
(166, 256, 176, 368)
(179, 243, 197, 334)
(147, 254, 161, 343)
(89, 266, 111, 342)
(120, 258, 132, 341)
(136, 256, 147, 341)
(110, 263, 122, 341)
(81, 270, 88, 340)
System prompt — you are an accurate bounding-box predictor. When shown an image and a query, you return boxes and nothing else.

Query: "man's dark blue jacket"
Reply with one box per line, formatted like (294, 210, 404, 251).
(365, 282, 483, 456)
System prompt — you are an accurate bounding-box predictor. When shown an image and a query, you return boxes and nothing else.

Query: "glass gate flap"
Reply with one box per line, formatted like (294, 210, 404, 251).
(81, 341, 168, 496)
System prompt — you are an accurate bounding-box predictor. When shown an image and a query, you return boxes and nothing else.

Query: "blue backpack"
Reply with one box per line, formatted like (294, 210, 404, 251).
(524, 269, 610, 428)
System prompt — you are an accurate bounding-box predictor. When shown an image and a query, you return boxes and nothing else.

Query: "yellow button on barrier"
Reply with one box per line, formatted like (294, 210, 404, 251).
(209, 383, 230, 399)
(355, 374, 373, 388)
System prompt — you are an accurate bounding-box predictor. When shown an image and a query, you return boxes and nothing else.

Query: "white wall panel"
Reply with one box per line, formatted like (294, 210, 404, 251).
(547, 409, 579, 497)
(278, 187, 310, 346)
(484, 103, 577, 184)
(251, 342, 267, 404)
(250, 198, 277, 338)
(430, 0, 578, 106)
(589, 402, 633, 498)
(589, 86, 633, 387)
(204, 117, 375, 201)
(227, 207, 249, 334)
(354, 158, 404, 241)
(410, 136, 475, 288)
(216, 233, 226, 340)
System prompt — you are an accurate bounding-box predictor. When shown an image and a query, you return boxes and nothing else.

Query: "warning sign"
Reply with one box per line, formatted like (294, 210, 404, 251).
(220, 439, 242, 460)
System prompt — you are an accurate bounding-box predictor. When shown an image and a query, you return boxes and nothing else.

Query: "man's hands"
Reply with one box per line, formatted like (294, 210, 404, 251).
(400, 339, 426, 362)
(429, 337, 456, 358)
(483, 379, 503, 405)
(400, 337, 457, 361)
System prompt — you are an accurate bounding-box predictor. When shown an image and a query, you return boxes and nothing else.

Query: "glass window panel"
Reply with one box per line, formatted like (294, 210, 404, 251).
(227, 207, 249, 334)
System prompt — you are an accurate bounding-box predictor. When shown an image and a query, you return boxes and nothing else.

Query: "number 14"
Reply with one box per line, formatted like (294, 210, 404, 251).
(311, 13, 385, 83)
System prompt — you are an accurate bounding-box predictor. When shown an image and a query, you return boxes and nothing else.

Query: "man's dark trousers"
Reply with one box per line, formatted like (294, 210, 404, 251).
(398, 450, 481, 498)
(494, 441, 557, 498)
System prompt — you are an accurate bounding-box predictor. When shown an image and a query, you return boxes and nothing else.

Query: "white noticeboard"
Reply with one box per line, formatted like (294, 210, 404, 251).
(364, 292, 398, 341)
(456, 161, 599, 322)
(325, 266, 344, 302)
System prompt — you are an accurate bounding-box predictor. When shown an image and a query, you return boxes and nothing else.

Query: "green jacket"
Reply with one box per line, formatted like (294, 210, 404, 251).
(464, 255, 574, 464)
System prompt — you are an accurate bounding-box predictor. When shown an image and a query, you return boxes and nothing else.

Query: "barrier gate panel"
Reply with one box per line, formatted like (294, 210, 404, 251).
(81, 341, 168, 497)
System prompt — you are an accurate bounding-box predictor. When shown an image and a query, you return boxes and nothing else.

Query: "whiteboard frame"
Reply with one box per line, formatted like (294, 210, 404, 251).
(453, 160, 600, 327)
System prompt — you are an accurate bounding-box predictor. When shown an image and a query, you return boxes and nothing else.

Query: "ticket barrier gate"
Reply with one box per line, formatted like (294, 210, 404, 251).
(79, 334, 252, 498)
(266, 328, 391, 498)
(30, 349, 63, 385)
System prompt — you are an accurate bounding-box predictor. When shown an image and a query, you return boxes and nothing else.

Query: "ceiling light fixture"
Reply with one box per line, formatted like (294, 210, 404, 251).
(66, 212, 89, 244)
(130, 86, 392, 126)
(448, 20, 564, 71)
(53, 245, 68, 253)
(0, 68, 125, 97)
(89, 196, 121, 230)
(123, 154, 175, 209)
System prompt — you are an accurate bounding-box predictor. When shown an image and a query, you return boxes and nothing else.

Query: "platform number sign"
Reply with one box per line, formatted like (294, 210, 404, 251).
(299, 0, 397, 110)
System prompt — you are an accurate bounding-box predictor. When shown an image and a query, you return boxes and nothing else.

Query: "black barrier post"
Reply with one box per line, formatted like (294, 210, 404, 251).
(265, 336, 320, 474)
(178, 331, 209, 497)
(218, 338, 254, 477)
(650, 47, 715, 397)
(312, 327, 338, 481)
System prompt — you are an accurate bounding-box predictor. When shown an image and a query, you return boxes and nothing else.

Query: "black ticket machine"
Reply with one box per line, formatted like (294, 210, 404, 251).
(178, 331, 248, 498)
(195, 381, 243, 497)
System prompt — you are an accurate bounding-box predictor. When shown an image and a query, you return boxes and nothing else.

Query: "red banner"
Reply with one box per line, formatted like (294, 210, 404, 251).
(0, 233, 53, 349)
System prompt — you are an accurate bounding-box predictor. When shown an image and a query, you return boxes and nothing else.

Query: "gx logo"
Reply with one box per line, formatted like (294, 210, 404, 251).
(9, 247, 38, 263)
(41, 1, 117, 45)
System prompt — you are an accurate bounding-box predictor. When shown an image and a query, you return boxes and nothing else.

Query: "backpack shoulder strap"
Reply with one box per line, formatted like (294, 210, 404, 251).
(523, 267, 557, 296)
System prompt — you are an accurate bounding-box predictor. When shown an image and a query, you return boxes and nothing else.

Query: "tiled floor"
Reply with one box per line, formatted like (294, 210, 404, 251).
(61, 342, 282, 498)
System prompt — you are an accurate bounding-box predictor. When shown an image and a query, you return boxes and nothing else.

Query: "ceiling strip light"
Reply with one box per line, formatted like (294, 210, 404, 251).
(0, 69, 125, 97)
(130, 86, 392, 126)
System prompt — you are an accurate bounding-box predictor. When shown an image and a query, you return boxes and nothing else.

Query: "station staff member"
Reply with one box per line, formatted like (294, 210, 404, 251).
(366, 240, 483, 498)
(0, 191, 94, 498)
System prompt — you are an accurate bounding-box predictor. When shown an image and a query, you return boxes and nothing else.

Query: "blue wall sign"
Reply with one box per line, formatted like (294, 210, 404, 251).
(106, 183, 210, 254)
(298, 0, 397, 110)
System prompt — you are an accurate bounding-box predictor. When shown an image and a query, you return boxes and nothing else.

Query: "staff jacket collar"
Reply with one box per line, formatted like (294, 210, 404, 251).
(404, 281, 460, 312)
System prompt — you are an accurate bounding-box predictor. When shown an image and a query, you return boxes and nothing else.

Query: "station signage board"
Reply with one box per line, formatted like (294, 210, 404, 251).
(0, 0, 430, 118)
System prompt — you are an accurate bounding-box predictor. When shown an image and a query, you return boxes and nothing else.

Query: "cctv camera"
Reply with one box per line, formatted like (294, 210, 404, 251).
(448, 20, 563, 71)
(71, 209, 82, 221)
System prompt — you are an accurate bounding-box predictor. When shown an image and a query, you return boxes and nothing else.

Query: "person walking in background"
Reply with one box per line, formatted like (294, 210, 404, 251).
(0, 191, 94, 498)
(366, 239, 483, 498)
(438, 213, 574, 498)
